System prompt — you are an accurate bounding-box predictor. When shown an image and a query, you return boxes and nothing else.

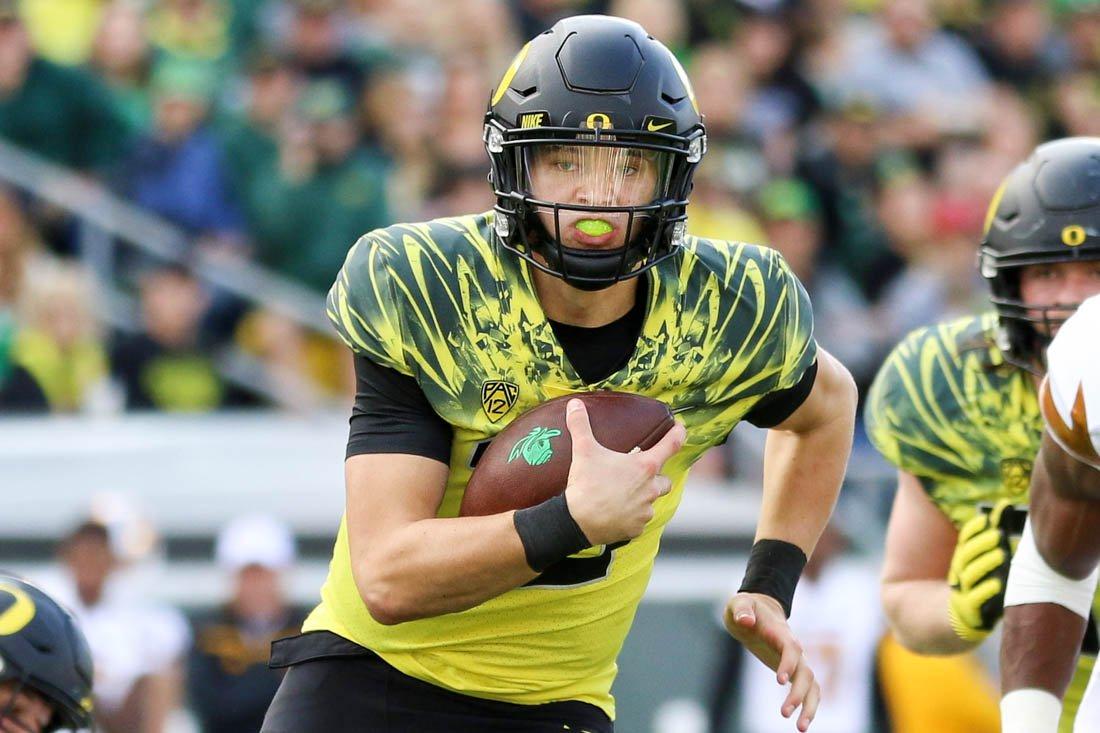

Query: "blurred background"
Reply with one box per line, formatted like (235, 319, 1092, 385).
(0, 0, 1083, 729)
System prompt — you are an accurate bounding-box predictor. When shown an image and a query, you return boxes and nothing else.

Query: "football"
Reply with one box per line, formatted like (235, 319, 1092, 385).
(458, 391, 676, 517)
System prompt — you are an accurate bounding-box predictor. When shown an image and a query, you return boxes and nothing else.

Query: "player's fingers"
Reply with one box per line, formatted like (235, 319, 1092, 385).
(968, 577, 1005, 608)
(565, 399, 597, 452)
(652, 475, 673, 498)
(775, 633, 803, 686)
(726, 595, 756, 629)
(797, 679, 822, 732)
(956, 527, 1001, 566)
(957, 513, 990, 544)
(959, 548, 1006, 589)
(641, 420, 687, 467)
(782, 655, 814, 717)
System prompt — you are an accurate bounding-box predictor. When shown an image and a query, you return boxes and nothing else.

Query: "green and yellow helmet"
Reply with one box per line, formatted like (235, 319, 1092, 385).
(0, 576, 93, 732)
(980, 137, 1100, 366)
(484, 15, 706, 290)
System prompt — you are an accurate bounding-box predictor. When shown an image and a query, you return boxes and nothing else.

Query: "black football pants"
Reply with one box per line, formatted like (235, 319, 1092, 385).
(260, 631, 614, 733)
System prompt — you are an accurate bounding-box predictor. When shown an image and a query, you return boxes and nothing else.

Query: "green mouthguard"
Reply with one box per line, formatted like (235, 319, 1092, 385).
(576, 219, 613, 236)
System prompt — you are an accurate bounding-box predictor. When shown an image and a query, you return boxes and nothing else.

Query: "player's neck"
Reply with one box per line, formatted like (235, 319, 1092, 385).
(532, 270, 639, 328)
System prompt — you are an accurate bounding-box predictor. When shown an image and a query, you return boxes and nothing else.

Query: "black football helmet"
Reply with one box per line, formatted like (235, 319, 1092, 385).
(0, 576, 94, 732)
(484, 15, 706, 290)
(980, 137, 1100, 368)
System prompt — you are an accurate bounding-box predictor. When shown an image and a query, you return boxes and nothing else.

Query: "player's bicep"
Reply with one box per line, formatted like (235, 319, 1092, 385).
(881, 470, 957, 584)
(345, 453, 450, 576)
(767, 348, 856, 434)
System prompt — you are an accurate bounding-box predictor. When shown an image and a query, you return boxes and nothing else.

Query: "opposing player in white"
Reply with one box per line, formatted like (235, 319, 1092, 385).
(1001, 293, 1100, 733)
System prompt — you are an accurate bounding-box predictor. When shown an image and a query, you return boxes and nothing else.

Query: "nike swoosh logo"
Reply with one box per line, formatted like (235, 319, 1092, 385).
(647, 120, 673, 131)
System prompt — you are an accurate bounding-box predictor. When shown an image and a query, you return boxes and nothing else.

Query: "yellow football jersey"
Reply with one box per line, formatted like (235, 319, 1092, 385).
(865, 312, 1098, 732)
(306, 212, 817, 719)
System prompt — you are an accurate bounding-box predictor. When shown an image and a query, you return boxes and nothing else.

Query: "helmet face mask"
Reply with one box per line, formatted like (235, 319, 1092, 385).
(485, 15, 705, 290)
(980, 137, 1100, 369)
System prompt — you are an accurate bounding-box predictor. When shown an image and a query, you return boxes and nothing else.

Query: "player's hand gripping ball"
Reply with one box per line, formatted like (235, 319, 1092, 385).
(459, 391, 676, 516)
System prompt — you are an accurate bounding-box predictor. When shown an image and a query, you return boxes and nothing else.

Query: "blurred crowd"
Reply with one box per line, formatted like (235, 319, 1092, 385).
(0, 0, 1093, 418)
(32, 512, 305, 733)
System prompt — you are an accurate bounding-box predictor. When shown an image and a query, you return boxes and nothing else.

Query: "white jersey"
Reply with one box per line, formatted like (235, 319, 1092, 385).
(1042, 294, 1100, 470)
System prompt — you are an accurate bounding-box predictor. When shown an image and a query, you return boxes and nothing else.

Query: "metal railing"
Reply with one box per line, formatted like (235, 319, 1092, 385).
(0, 138, 336, 405)
(0, 137, 330, 331)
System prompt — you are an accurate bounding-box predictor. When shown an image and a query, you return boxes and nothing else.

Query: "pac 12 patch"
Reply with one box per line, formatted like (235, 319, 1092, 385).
(482, 380, 519, 422)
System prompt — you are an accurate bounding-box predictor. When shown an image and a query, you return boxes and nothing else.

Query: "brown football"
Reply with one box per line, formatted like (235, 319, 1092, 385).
(458, 391, 676, 517)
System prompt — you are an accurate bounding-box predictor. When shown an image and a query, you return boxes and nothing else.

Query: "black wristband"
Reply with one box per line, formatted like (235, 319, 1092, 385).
(513, 494, 592, 572)
(738, 539, 807, 618)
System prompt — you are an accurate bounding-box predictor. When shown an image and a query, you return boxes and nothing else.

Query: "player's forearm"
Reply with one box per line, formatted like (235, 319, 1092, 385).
(881, 578, 976, 654)
(353, 513, 538, 624)
(1001, 603, 1087, 698)
(756, 353, 856, 554)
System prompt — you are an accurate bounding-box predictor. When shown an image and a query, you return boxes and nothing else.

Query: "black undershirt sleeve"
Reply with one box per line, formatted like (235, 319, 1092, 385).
(742, 360, 819, 429)
(346, 354, 453, 464)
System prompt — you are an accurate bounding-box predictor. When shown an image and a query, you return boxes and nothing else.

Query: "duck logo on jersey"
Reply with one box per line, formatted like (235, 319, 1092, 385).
(509, 427, 561, 466)
(1000, 458, 1033, 499)
(481, 380, 519, 422)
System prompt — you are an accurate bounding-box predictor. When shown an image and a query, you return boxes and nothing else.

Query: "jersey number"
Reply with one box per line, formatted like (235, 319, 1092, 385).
(468, 441, 626, 588)
(524, 542, 627, 588)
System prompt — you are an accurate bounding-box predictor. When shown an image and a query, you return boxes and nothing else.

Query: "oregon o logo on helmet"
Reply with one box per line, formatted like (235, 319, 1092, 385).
(584, 112, 612, 130)
(1062, 224, 1087, 247)
(0, 582, 37, 636)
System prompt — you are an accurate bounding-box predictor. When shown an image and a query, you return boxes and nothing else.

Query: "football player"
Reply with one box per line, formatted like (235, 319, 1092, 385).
(0, 576, 94, 733)
(865, 137, 1100, 731)
(1000, 294, 1100, 733)
(262, 14, 858, 733)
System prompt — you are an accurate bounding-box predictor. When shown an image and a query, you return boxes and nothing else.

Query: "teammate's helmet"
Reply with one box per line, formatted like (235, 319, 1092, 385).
(484, 15, 706, 290)
(0, 576, 93, 732)
(980, 137, 1100, 366)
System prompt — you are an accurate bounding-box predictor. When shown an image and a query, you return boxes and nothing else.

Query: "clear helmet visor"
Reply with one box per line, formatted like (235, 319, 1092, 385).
(521, 142, 674, 248)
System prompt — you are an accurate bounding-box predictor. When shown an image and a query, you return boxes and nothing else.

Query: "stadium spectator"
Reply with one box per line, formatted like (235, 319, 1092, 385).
(1060, 0, 1100, 71)
(754, 179, 878, 390)
(247, 79, 390, 293)
(796, 98, 898, 299)
(117, 57, 247, 247)
(834, 0, 991, 148)
(0, 0, 129, 173)
(9, 258, 113, 413)
(972, 0, 1070, 100)
(18, 0, 106, 67)
(110, 265, 234, 411)
(686, 42, 771, 204)
(359, 62, 436, 219)
(279, 0, 365, 98)
(188, 516, 304, 733)
(220, 49, 300, 234)
(0, 188, 48, 411)
(42, 520, 190, 733)
(734, 3, 820, 147)
(872, 170, 987, 343)
(146, 0, 237, 70)
(88, 0, 156, 137)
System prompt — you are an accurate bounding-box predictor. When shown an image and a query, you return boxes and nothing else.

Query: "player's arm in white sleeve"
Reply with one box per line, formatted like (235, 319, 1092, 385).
(1001, 295, 1100, 733)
